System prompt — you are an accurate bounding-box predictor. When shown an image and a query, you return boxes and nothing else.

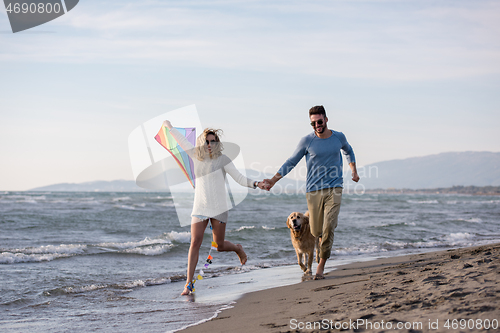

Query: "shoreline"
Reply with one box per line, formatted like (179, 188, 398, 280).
(179, 243, 500, 332)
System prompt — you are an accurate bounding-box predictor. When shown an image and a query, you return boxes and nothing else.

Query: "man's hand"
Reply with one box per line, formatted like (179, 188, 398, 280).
(352, 172, 360, 182)
(262, 179, 273, 191)
(349, 162, 360, 182)
(256, 181, 268, 190)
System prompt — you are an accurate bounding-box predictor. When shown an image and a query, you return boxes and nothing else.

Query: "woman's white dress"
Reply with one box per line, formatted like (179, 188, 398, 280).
(170, 128, 255, 222)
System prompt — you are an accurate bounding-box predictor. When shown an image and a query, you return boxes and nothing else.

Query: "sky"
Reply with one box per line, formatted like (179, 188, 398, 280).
(1, 0, 499, 191)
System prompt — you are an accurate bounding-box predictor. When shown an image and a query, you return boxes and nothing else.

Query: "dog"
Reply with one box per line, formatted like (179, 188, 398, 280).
(286, 211, 318, 274)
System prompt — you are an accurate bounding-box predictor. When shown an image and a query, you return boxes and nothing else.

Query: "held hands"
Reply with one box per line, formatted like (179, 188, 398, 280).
(262, 179, 273, 191)
(254, 180, 272, 191)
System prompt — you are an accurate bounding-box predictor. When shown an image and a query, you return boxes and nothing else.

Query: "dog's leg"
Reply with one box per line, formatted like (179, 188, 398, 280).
(306, 249, 314, 273)
(296, 250, 307, 272)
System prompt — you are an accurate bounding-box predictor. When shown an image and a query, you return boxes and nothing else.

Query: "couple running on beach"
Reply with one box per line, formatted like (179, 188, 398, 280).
(165, 105, 359, 295)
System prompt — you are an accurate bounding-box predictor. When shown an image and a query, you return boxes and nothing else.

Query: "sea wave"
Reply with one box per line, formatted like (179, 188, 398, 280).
(10, 244, 87, 255)
(45, 277, 173, 296)
(332, 233, 490, 257)
(0, 252, 76, 264)
(456, 217, 483, 223)
(123, 244, 174, 256)
(0, 244, 87, 264)
(262, 226, 276, 230)
(112, 196, 133, 202)
(407, 199, 439, 204)
(164, 231, 191, 243)
(0, 233, 192, 264)
(232, 226, 256, 232)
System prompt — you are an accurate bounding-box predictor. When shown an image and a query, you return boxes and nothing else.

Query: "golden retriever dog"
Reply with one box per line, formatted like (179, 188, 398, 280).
(286, 211, 318, 274)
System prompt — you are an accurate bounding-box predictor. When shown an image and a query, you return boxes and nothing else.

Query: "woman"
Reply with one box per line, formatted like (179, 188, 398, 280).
(162, 120, 267, 295)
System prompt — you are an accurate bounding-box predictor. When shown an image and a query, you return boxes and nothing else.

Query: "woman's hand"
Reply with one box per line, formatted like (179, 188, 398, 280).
(163, 120, 173, 129)
(257, 181, 269, 190)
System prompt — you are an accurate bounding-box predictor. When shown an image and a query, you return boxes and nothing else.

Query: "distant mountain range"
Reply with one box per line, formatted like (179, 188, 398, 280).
(29, 171, 306, 193)
(353, 151, 500, 189)
(29, 180, 147, 192)
(29, 151, 500, 192)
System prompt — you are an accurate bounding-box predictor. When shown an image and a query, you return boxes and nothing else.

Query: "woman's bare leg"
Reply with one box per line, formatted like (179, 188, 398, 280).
(181, 218, 209, 295)
(210, 219, 247, 265)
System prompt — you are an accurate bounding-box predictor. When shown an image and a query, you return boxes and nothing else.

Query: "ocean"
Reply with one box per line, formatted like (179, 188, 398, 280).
(1, 190, 499, 332)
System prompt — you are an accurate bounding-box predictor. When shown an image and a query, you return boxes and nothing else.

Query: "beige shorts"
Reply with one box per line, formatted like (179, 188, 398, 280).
(306, 187, 343, 259)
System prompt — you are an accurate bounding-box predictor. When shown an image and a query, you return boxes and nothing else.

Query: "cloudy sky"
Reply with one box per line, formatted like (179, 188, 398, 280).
(1, 0, 499, 191)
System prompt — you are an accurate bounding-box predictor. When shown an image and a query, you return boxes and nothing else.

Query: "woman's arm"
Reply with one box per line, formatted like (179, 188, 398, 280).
(223, 159, 266, 189)
(162, 120, 196, 158)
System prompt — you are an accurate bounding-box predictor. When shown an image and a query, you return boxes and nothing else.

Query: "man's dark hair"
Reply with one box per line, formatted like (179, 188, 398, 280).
(309, 105, 326, 117)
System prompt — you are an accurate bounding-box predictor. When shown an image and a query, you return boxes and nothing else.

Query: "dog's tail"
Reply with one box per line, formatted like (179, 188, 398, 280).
(304, 211, 309, 218)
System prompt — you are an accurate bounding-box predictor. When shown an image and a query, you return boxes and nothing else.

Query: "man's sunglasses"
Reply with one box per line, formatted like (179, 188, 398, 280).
(310, 119, 324, 127)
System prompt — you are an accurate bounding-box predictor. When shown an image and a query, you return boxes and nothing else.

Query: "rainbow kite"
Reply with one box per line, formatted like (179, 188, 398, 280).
(154, 126, 196, 188)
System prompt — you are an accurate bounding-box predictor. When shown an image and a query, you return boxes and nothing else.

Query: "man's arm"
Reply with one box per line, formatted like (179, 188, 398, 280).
(263, 135, 310, 191)
(335, 131, 359, 183)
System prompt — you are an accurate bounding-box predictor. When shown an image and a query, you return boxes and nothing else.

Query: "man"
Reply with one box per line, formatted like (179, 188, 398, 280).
(264, 105, 359, 279)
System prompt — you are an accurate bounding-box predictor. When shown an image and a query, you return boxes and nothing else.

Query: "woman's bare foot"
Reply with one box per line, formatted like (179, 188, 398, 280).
(181, 281, 193, 295)
(236, 244, 247, 265)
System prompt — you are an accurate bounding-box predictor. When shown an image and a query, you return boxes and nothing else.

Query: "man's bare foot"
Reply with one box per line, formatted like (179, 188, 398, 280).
(316, 258, 326, 278)
(236, 244, 247, 265)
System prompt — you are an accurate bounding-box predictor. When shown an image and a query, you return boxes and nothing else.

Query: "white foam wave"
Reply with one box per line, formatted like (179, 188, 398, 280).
(457, 217, 483, 223)
(333, 233, 480, 256)
(61, 277, 172, 295)
(375, 221, 415, 228)
(262, 226, 275, 230)
(348, 197, 377, 201)
(12, 244, 87, 255)
(334, 245, 384, 255)
(114, 204, 137, 210)
(96, 235, 189, 255)
(233, 226, 255, 232)
(119, 277, 171, 289)
(0, 252, 70, 264)
(112, 196, 132, 202)
(164, 231, 191, 243)
(1, 235, 189, 264)
(63, 284, 107, 294)
(445, 232, 474, 241)
(97, 237, 172, 250)
(154, 195, 173, 200)
(407, 199, 439, 204)
(4, 194, 47, 204)
(0, 244, 87, 263)
(123, 244, 173, 256)
(485, 200, 500, 204)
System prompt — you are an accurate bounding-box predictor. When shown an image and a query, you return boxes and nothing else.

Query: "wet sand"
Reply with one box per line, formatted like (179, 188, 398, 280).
(180, 243, 500, 332)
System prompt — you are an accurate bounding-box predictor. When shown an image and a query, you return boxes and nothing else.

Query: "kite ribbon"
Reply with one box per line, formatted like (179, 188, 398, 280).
(186, 238, 218, 293)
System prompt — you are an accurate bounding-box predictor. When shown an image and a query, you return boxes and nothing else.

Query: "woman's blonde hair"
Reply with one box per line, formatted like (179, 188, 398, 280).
(195, 128, 223, 160)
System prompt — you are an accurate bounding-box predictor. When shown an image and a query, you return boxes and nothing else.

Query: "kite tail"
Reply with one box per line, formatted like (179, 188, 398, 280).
(185, 221, 218, 293)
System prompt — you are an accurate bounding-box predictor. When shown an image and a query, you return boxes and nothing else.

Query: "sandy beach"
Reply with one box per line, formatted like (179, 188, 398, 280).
(180, 243, 499, 332)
